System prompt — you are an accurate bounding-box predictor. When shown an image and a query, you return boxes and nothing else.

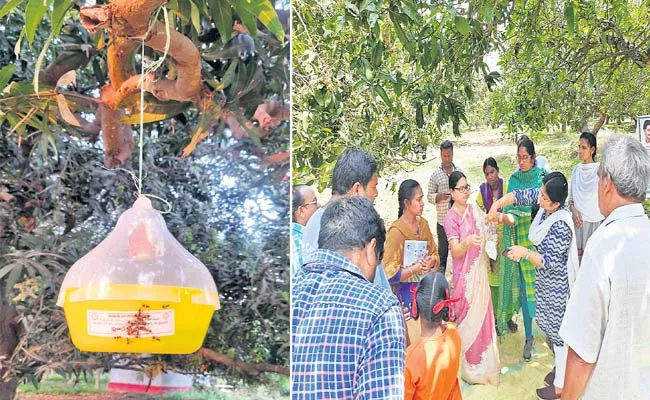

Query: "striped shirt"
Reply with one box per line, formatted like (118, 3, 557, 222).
(291, 249, 406, 399)
(427, 163, 462, 225)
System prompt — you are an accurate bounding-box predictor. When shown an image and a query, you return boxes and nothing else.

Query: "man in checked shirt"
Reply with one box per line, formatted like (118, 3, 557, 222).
(291, 196, 406, 399)
(427, 140, 462, 274)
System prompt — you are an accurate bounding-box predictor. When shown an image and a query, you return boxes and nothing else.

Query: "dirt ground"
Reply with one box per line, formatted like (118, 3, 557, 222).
(313, 127, 613, 399)
(16, 395, 156, 400)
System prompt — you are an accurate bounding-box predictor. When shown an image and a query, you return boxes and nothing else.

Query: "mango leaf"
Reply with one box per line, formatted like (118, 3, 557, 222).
(33, 33, 54, 93)
(232, 0, 284, 41)
(177, 0, 191, 23)
(390, 12, 416, 57)
(180, 106, 222, 158)
(208, 0, 233, 44)
(0, 64, 15, 92)
(119, 96, 191, 124)
(400, 0, 420, 22)
(190, 1, 201, 34)
(454, 16, 470, 36)
(374, 85, 392, 109)
(56, 94, 81, 127)
(222, 60, 239, 88)
(482, 3, 493, 22)
(564, 2, 575, 35)
(371, 41, 383, 68)
(415, 102, 424, 128)
(25, 0, 53, 46)
(56, 70, 76, 88)
(51, 0, 73, 36)
(0, 261, 22, 281)
(0, 0, 24, 20)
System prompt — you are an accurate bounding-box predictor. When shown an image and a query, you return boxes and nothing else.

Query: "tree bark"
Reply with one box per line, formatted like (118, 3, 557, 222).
(0, 301, 20, 400)
(197, 347, 289, 377)
(592, 111, 607, 136)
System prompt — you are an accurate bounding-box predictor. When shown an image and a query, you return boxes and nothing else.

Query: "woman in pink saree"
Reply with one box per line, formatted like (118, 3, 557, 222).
(443, 171, 500, 385)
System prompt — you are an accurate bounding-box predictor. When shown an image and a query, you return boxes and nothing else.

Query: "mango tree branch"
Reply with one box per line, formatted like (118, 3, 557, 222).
(197, 348, 289, 377)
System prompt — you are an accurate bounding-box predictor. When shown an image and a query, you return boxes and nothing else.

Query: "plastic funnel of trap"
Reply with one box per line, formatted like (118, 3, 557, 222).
(57, 196, 219, 353)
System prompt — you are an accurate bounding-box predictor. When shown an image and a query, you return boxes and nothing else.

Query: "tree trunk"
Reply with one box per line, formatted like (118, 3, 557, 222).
(561, 122, 567, 133)
(592, 111, 607, 136)
(0, 301, 20, 400)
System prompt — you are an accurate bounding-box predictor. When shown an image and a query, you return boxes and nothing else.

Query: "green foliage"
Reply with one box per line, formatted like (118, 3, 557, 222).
(293, 0, 650, 187)
(293, 0, 508, 189)
(0, 0, 289, 391)
(0, 0, 287, 153)
(489, 1, 650, 136)
(0, 124, 289, 385)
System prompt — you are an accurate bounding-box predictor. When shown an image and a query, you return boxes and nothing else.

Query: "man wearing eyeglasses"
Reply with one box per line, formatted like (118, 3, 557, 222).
(427, 140, 462, 275)
(291, 185, 319, 278)
(300, 148, 391, 290)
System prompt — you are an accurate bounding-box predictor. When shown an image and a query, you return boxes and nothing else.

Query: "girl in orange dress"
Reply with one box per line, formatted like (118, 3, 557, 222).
(404, 272, 462, 400)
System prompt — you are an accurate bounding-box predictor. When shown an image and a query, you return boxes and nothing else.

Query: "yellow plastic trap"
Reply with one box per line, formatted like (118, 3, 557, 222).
(57, 197, 220, 353)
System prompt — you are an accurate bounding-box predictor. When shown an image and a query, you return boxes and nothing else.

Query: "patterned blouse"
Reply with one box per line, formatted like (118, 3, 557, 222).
(514, 188, 572, 346)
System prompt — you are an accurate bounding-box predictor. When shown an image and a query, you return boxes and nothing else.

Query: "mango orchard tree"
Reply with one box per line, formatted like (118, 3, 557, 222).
(293, 0, 650, 186)
(489, 0, 650, 136)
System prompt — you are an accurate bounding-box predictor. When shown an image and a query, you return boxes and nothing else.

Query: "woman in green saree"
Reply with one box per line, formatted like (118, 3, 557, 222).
(495, 137, 545, 361)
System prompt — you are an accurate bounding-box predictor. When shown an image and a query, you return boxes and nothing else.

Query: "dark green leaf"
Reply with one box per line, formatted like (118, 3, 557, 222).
(222, 60, 239, 88)
(401, 0, 420, 22)
(177, 0, 191, 23)
(232, 0, 284, 41)
(374, 85, 392, 109)
(564, 2, 575, 35)
(371, 41, 383, 68)
(358, 0, 372, 13)
(415, 102, 424, 128)
(482, 3, 493, 22)
(390, 12, 417, 57)
(209, 0, 233, 44)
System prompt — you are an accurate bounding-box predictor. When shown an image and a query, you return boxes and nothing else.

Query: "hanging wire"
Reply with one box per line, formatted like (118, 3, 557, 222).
(102, 6, 174, 213)
(136, 7, 172, 213)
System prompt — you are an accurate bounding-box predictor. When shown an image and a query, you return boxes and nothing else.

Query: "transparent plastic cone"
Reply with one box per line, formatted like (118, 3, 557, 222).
(57, 196, 220, 354)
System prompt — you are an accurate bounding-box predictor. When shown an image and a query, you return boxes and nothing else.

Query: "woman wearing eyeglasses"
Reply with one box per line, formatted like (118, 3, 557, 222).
(487, 172, 578, 400)
(496, 136, 546, 361)
(442, 171, 500, 385)
(383, 179, 440, 345)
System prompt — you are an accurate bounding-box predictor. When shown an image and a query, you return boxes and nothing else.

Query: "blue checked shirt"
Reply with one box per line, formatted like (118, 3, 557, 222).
(292, 249, 405, 399)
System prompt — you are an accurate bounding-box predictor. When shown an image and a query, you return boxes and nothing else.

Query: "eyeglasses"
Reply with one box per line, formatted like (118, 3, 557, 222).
(517, 155, 532, 161)
(300, 199, 318, 208)
(453, 185, 471, 193)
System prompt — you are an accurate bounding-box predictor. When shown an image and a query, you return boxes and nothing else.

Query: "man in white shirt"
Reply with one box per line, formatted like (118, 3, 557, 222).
(559, 135, 650, 399)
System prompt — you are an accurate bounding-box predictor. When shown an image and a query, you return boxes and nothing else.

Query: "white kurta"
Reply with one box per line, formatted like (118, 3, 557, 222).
(559, 203, 650, 399)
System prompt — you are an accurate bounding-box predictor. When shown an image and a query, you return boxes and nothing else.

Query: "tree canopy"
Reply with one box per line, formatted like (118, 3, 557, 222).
(293, 0, 650, 187)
